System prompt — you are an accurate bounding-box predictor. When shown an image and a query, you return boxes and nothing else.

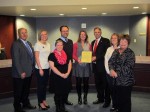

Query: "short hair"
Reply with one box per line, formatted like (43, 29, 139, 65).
(94, 27, 101, 32)
(18, 28, 27, 36)
(55, 39, 64, 46)
(38, 29, 48, 41)
(110, 33, 120, 46)
(60, 25, 69, 32)
(77, 30, 89, 43)
(119, 34, 131, 45)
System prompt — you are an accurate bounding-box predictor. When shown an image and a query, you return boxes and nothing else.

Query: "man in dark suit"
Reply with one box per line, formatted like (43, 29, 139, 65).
(11, 28, 36, 112)
(57, 25, 73, 106)
(91, 27, 111, 108)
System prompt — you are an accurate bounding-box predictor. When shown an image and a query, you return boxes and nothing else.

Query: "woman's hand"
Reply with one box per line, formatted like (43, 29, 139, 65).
(110, 69, 118, 78)
(39, 69, 44, 76)
(78, 59, 82, 64)
(60, 73, 68, 79)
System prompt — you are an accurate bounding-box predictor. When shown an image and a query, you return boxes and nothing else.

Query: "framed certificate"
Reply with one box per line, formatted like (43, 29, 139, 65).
(81, 51, 92, 63)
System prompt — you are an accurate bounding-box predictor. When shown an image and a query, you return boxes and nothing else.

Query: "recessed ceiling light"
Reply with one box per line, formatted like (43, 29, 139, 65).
(133, 6, 139, 9)
(20, 14, 25, 16)
(59, 14, 64, 16)
(142, 12, 147, 14)
(102, 13, 107, 15)
(82, 8, 87, 10)
(30, 8, 36, 11)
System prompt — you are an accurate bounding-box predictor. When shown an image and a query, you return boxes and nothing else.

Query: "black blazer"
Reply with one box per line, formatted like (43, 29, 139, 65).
(11, 39, 35, 78)
(91, 37, 110, 73)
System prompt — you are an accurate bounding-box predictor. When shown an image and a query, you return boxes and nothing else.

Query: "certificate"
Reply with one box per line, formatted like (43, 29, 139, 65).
(81, 51, 92, 63)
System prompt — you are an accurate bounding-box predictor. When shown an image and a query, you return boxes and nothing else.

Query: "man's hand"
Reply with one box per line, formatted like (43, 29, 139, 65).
(21, 72, 26, 79)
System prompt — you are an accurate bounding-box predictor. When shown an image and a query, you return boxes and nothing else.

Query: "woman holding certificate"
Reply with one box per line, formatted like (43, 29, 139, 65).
(73, 30, 92, 105)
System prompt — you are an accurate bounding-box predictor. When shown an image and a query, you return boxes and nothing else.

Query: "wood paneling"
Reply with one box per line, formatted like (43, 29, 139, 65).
(133, 64, 150, 92)
(147, 15, 150, 56)
(0, 63, 150, 99)
(0, 67, 37, 99)
(0, 16, 16, 59)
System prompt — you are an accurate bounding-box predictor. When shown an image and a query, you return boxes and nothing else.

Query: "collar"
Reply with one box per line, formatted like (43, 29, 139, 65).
(60, 36, 68, 42)
(20, 38, 27, 45)
(95, 36, 101, 43)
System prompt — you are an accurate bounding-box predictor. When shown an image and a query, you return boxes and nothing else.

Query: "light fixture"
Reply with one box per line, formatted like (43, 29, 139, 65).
(30, 8, 37, 11)
(102, 13, 107, 15)
(142, 12, 147, 14)
(82, 8, 87, 10)
(133, 6, 139, 9)
(59, 14, 64, 16)
(20, 14, 25, 16)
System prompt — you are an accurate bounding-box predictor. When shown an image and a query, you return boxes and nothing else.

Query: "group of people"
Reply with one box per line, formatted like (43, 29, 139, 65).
(11, 26, 135, 112)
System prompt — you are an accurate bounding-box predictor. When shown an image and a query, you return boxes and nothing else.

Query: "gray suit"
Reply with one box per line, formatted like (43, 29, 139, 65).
(11, 39, 35, 78)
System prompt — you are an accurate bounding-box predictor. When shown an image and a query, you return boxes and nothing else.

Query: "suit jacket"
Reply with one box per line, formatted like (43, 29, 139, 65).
(11, 39, 35, 78)
(91, 37, 110, 73)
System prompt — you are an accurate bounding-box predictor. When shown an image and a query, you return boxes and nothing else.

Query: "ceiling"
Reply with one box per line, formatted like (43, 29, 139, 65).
(0, 0, 150, 17)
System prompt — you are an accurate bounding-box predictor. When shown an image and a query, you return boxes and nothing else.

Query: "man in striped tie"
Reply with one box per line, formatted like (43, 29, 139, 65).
(11, 28, 36, 112)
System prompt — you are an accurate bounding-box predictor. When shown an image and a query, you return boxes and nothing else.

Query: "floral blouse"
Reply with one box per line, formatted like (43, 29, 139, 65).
(108, 48, 135, 86)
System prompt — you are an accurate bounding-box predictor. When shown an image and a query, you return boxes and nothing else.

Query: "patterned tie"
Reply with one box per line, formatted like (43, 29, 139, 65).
(25, 41, 33, 60)
(65, 38, 68, 43)
(93, 39, 98, 54)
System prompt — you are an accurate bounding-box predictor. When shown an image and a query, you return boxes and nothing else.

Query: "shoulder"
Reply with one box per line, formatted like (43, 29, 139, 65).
(34, 42, 41, 50)
(101, 37, 109, 41)
(73, 42, 78, 46)
(68, 39, 73, 43)
(34, 42, 40, 46)
(47, 42, 50, 46)
(91, 40, 95, 44)
(48, 53, 55, 61)
(107, 46, 113, 51)
(12, 39, 22, 47)
(126, 48, 135, 55)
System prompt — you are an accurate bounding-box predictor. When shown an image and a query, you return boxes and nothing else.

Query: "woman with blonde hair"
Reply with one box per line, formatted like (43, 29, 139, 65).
(34, 30, 51, 110)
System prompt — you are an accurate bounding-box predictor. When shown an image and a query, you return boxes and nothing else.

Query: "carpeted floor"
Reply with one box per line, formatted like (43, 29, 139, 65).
(0, 91, 150, 112)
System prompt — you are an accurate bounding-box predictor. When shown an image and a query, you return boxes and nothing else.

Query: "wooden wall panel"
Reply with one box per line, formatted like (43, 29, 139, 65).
(1, 63, 150, 99)
(146, 15, 150, 56)
(0, 16, 16, 59)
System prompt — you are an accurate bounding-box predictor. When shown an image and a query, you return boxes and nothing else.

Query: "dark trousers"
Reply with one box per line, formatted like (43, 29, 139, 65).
(107, 75, 117, 108)
(54, 93, 67, 111)
(116, 86, 132, 112)
(35, 69, 49, 104)
(13, 77, 31, 110)
(64, 73, 72, 102)
(111, 85, 117, 108)
(94, 71, 111, 103)
(76, 77, 89, 96)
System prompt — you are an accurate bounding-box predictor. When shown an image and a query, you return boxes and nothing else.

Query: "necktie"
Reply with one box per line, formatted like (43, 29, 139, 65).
(25, 41, 33, 60)
(93, 39, 98, 54)
(65, 38, 68, 43)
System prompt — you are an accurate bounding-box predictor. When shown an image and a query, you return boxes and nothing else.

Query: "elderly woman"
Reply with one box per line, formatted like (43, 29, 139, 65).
(48, 39, 72, 112)
(108, 34, 135, 112)
(105, 33, 120, 111)
(34, 30, 50, 110)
